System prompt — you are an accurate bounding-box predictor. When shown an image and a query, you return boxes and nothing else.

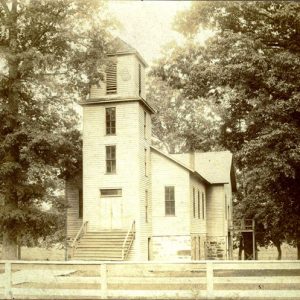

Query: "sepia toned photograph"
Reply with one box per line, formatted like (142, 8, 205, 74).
(0, 0, 299, 299)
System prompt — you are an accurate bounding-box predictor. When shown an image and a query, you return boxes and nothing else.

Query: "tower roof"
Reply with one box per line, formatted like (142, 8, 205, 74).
(108, 37, 148, 67)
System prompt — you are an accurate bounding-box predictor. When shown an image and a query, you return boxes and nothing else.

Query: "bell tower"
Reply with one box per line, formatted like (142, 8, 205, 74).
(81, 38, 154, 260)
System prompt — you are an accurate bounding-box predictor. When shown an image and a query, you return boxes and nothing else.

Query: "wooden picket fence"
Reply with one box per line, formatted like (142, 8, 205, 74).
(0, 260, 299, 299)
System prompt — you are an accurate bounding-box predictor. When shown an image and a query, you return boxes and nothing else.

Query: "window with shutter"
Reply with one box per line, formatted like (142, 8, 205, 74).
(106, 61, 117, 94)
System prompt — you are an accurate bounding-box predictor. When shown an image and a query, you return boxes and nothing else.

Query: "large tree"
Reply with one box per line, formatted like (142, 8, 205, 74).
(152, 1, 300, 258)
(0, 0, 115, 259)
(146, 76, 223, 153)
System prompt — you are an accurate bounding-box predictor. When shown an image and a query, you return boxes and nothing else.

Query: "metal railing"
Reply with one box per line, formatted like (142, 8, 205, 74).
(71, 221, 88, 257)
(121, 220, 135, 260)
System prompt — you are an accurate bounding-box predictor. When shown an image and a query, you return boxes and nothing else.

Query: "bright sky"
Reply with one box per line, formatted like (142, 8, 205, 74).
(108, 1, 192, 65)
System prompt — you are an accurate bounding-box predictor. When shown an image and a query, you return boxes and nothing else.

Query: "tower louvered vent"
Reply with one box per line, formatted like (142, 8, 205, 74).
(106, 62, 117, 94)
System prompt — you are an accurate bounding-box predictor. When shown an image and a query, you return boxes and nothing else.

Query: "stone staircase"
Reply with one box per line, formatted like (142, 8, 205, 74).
(72, 230, 134, 261)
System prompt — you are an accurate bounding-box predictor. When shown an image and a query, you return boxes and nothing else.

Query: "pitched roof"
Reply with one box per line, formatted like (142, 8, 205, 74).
(108, 37, 148, 67)
(170, 151, 236, 191)
(110, 37, 136, 54)
(194, 151, 233, 184)
(151, 146, 210, 185)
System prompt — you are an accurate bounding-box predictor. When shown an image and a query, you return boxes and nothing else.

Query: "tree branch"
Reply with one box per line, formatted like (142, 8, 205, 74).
(0, 0, 10, 15)
(0, 73, 9, 79)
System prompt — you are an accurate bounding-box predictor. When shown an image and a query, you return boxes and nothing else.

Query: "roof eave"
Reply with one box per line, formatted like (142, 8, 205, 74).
(80, 97, 155, 114)
(107, 51, 148, 67)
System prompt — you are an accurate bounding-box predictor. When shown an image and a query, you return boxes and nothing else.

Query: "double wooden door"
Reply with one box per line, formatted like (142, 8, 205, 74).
(100, 198, 122, 230)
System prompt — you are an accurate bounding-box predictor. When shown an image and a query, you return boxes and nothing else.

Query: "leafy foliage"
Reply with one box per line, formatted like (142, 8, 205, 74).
(152, 1, 300, 255)
(147, 76, 224, 153)
(0, 0, 115, 258)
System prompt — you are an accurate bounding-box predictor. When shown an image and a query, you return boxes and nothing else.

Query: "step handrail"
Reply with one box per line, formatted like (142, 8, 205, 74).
(122, 220, 135, 260)
(71, 221, 88, 253)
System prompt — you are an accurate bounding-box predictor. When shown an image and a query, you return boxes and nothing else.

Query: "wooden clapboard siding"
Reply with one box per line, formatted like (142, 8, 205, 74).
(169, 153, 194, 169)
(137, 105, 152, 261)
(224, 182, 232, 228)
(66, 178, 82, 238)
(134, 58, 146, 99)
(78, 42, 236, 262)
(190, 175, 206, 235)
(151, 150, 190, 237)
(83, 102, 140, 233)
(190, 175, 207, 260)
(89, 55, 145, 100)
(206, 185, 225, 237)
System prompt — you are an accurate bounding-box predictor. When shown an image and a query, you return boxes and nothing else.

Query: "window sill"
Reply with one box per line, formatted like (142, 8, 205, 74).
(105, 173, 117, 175)
(165, 215, 176, 217)
(105, 134, 116, 136)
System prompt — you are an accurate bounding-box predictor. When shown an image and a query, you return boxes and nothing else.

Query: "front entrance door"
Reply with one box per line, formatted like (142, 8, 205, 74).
(100, 198, 122, 230)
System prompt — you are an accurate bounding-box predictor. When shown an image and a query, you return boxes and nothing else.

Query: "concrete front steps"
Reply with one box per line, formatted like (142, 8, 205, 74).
(72, 231, 134, 261)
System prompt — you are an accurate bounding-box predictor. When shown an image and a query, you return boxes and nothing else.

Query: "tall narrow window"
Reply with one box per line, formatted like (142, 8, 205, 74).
(106, 61, 117, 94)
(106, 145, 116, 174)
(197, 190, 200, 219)
(138, 64, 142, 96)
(193, 187, 196, 218)
(165, 186, 175, 216)
(106, 107, 116, 135)
(145, 190, 148, 223)
(144, 111, 147, 138)
(228, 205, 230, 221)
(78, 189, 83, 219)
(144, 148, 147, 176)
(202, 192, 205, 219)
(225, 195, 227, 220)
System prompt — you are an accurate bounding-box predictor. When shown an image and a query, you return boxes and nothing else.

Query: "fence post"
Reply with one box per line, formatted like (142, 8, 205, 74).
(4, 262, 12, 299)
(206, 261, 214, 299)
(100, 264, 108, 299)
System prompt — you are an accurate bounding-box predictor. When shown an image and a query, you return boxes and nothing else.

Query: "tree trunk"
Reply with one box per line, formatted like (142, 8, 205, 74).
(238, 236, 243, 260)
(17, 244, 21, 260)
(2, 232, 18, 260)
(2, 0, 19, 260)
(297, 241, 300, 260)
(274, 241, 282, 260)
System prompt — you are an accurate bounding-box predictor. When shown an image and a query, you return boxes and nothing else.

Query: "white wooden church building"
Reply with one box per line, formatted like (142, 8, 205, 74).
(67, 39, 236, 261)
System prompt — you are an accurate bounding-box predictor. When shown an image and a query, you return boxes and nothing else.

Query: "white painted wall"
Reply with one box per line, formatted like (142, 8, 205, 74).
(151, 151, 190, 237)
(137, 105, 152, 260)
(190, 175, 206, 235)
(82, 102, 140, 232)
(90, 55, 146, 100)
(66, 179, 82, 238)
(206, 185, 225, 237)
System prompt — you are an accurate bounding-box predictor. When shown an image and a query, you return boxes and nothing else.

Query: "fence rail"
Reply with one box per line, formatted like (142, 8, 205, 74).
(0, 260, 299, 299)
